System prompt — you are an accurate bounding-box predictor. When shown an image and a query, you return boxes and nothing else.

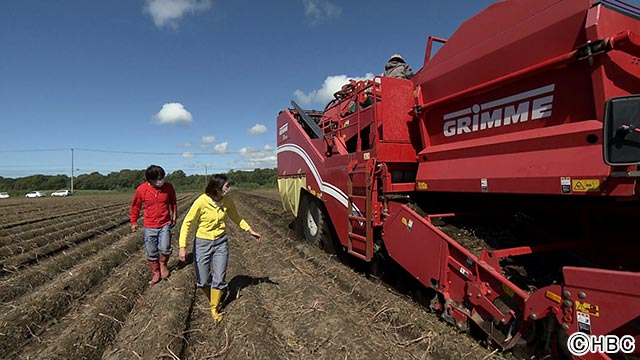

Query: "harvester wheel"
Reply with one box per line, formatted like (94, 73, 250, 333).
(300, 195, 335, 253)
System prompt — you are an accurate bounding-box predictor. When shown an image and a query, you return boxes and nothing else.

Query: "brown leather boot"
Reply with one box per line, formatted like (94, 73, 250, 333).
(159, 254, 170, 279)
(148, 260, 161, 285)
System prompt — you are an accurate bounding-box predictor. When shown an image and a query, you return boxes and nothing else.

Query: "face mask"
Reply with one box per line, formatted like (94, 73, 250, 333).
(155, 179, 165, 187)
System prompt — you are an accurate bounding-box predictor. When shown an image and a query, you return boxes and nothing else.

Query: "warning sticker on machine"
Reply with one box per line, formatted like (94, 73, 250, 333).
(561, 177, 571, 194)
(577, 312, 591, 334)
(571, 179, 600, 192)
(576, 301, 600, 317)
(401, 217, 414, 231)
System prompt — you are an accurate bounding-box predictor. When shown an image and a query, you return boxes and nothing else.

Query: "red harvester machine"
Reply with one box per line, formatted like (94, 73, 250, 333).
(276, 0, 640, 358)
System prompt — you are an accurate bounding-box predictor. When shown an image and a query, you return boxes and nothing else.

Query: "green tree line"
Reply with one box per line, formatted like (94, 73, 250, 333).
(0, 168, 277, 194)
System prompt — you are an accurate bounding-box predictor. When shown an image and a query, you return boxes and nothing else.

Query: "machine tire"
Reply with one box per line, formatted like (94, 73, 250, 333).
(299, 195, 321, 246)
(299, 195, 336, 253)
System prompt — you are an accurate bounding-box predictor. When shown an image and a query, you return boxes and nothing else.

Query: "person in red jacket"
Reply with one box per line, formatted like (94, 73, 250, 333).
(130, 165, 177, 285)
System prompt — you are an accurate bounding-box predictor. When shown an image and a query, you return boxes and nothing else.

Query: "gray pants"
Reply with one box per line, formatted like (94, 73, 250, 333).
(144, 224, 172, 261)
(194, 235, 229, 290)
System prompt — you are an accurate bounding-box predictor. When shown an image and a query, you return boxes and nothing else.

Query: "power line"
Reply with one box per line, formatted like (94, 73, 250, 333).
(74, 148, 271, 155)
(0, 148, 273, 155)
(0, 147, 276, 178)
(0, 148, 68, 153)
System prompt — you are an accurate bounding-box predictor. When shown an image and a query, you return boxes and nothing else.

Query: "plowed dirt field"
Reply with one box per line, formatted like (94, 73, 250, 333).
(0, 190, 505, 359)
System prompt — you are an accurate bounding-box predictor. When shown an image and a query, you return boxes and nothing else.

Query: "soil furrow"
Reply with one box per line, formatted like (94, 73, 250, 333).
(0, 217, 130, 273)
(0, 231, 143, 357)
(0, 225, 131, 303)
(0, 191, 507, 360)
(0, 204, 130, 247)
(233, 192, 501, 359)
(0, 207, 129, 258)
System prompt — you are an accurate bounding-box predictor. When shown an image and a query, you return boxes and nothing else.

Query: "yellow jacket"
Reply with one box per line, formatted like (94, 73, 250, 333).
(179, 194, 251, 247)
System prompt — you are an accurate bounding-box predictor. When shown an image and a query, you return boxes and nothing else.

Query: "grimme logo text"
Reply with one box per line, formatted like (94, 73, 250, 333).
(443, 84, 555, 137)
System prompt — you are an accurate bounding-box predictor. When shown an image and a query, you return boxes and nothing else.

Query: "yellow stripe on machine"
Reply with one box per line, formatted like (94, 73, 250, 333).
(545, 291, 561, 303)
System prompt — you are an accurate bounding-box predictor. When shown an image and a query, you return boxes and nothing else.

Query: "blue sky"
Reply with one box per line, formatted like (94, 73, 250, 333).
(0, 0, 498, 178)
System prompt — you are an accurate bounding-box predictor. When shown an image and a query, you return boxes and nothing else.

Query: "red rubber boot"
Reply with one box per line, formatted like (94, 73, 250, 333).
(159, 254, 170, 279)
(148, 260, 161, 285)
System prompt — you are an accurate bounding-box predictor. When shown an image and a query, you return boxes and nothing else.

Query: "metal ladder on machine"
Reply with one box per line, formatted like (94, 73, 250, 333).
(347, 159, 374, 261)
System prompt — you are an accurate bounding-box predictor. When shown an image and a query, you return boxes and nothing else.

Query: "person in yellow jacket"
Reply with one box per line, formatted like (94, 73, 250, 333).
(179, 174, 261, 322)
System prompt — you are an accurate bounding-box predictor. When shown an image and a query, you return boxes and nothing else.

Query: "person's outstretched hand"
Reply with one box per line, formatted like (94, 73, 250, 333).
(249, 229, 262, 242)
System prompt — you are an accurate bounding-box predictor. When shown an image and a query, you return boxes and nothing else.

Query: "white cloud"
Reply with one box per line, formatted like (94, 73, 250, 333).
(202, 135, 216, 143)
(239, 147, 256, 156)
(248, 124, 267, 135)
(182, 152, 195, 158)
(144, 0, 212, 29)
(179, 142, 193, 147)
(293, 73, 374, 107)
(213, 142, 228, 154)
(153, 103, 192, 126)
(303, 0, 341, 25)
(239, 145, 277, 168)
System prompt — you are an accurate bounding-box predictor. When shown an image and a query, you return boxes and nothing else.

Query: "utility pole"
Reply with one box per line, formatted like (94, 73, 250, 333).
(71, 148, 74, 194)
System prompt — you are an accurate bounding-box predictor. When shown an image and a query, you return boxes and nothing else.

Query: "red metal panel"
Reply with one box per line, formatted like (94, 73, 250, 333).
(415, 118, 633, 195)
(413, 2, 640, 198)
(415, 122, 634, 195)
(564, 266, 640, 298)
(377, 77, 416, 143)
(414, 0, 592, 102)
(383, 202, 531, 347)
(422, 66, 595, 146)
(382, 202, 443, 286)
(563, 267, 640, 356)
(586, 5, 640, 122)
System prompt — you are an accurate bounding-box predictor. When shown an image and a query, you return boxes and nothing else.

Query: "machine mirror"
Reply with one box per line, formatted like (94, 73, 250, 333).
(603, 95, 640, 165)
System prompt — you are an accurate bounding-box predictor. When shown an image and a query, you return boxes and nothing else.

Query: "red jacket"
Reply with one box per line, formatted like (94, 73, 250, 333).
(130, 182, 177, 228)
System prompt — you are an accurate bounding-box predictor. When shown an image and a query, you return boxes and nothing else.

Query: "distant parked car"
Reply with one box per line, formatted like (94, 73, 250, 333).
(0, 192, 9, 199)
(51, 190, 71, 197)
(25, 191, 47, 198)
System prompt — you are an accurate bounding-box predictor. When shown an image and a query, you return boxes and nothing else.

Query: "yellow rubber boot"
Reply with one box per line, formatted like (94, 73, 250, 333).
(209, 288, 224, 322)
